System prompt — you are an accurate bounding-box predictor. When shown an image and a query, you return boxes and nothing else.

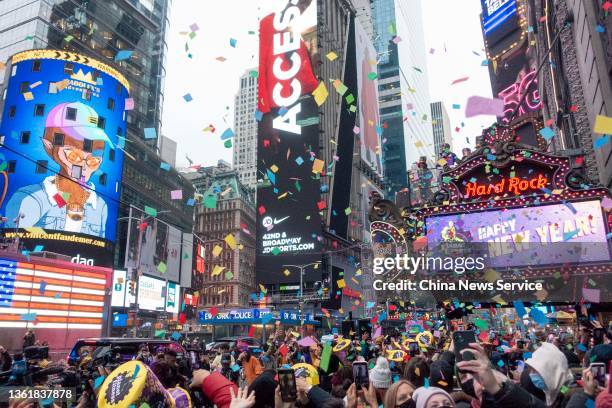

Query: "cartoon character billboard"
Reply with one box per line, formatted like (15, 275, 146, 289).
(0, 50, 130, 267)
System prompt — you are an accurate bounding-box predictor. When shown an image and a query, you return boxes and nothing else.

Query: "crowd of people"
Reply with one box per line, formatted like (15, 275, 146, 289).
(2, 321, 611, 408)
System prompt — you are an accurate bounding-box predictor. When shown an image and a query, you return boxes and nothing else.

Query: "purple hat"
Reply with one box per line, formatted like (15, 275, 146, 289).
(45, 102, 113, 147)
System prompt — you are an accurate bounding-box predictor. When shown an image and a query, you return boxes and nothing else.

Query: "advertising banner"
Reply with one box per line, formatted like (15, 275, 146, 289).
(355, 19, 382, 176)
(125, 206, 182, 282)
(198, 308, 272, 325)
(426, 200, 611, 267)
(0, 50, 130, 267)
(111, 269, 127, 307)
(165, 281, 180, 314)
(137, 275, 166, 311)
(256, 0, 322, 284)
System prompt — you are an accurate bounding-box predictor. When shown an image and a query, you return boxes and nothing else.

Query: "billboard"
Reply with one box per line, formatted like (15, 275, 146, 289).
(111, 269, 127, 307)
(198, 308, 272, 325)
(165, 281, 180, 314)
(426, 200, 610, 267)
(0, 50, 130, 267)
(256, 0, 322, 283)
(137, 275, 166, 311)
(0, 257, 108, 329)
(124, 206, 182, 282)
(355, 18, 382, 176)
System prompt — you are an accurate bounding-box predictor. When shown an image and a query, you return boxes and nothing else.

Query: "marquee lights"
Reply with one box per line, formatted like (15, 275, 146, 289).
(464, 174, 549, 198)
(483, 0, 529, 61)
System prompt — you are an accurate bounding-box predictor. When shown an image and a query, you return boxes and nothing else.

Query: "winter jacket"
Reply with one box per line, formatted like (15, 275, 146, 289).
(307, 385, 332, 408)
(565, 390, 593, 408)
(490, 380, 570, 408)
(200, 372, 239, 408)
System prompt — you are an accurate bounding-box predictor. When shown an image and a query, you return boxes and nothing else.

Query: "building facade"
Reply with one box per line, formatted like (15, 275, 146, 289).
(532, 0, 612, 189)
(430, 101, 453, 159)
(371, 0, 433, 195)
(192, 168, 256, 309)
(233, 69, 258, 191)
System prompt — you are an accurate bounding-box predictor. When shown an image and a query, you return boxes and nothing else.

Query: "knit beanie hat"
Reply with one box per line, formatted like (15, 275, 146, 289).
(369, 356, 392, 389)
(412, 386, 454, 408)
(429, 360, 454, 392)
(596, 390, 612, 408)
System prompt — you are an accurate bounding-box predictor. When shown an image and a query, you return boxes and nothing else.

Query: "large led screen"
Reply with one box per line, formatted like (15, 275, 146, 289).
(255, 0, 322, 284)
(355, 18, 382, 176)
(137, 275, 166, 311)
(0, 50, 130, 267)
(426, 200, 611, 267)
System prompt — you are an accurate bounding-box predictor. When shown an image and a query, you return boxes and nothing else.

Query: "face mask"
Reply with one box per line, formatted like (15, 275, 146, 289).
(461, 378, 476, 398)
(397, 399, 416, 408)
(529, 373, 547, 390)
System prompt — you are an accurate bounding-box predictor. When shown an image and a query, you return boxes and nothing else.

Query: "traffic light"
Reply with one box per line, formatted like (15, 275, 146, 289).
(128, 280, 136, 296)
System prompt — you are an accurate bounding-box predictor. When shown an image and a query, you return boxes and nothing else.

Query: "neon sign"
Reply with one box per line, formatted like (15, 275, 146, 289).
(465, 174, 549, 198)
(499, 69, 542, 124)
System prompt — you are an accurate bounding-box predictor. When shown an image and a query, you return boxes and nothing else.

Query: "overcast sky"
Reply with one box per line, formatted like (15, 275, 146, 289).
(161, 0, 494, 168)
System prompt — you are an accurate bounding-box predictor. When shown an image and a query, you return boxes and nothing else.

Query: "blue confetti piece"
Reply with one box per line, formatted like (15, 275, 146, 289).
(33, 245, 44, 252)
(171, 331, 181, 341)
(143, 127, 157, 139)
(183, 93, 193, 102)
(497, 360, 505, 367)
(595, 25, 605, 33)
(530, 308, 548, 326)
(255, 110, 263, 122)
(514, 300, 526, 318)
(186, 198, 195, 206)
(486, 153, 496, 160)
(132, 363, 140, 378)
(115, 50, 133, 61)
(295, 156, 304, 165)
(39, 280, 47, 295)
(452, 104, 460, 109)
(278, 107, 288, 116)
(221, 128, 235, 140)
(267, 169, 276, 185)
(94, 375, 105, 389)
(586, 399, 595, 408)
(160, 162, 171, 171)
(606, 232, 612, 240)
(593, 135, 609, 150)
(424, 377, 430, 388)
(230, 38, 238, 47)
(231, 364, 241, 372)
(21, 312, 36, 321)
(539, 127, 555, 140)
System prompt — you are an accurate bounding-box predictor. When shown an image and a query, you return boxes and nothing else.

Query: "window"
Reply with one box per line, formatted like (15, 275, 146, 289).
(20, 131, 30, 144)
(65, 107, 77, 121)
(19, 82, 29, 93)
(109, 149, 115, 162)
(35, 160, 48, 174)
(117, 126, 123, 136)
(64, 62, 74, 74)
(84, 139, 93, 152)
(107, 98, 115, 111)
(7, 161, 16, 174)
(34, 104, 45, 116)
(92, 71, 100, 82)
(53, 133, 65, 146)
(97, 116, 106, 129)
(99, 173, 107, 186)
(8, 106, 16, 118)
(32, 60, 41, 72)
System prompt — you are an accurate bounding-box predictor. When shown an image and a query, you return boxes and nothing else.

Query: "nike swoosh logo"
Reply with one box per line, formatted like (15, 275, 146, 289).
(273, 216, 290, 224)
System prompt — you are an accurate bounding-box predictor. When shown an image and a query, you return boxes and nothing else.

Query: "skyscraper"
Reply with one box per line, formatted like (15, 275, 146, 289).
(233, 69, 258, 192)
(0, 0, 195, 272)
(430, 101, 452, 159)
(372, 0, 433, 194)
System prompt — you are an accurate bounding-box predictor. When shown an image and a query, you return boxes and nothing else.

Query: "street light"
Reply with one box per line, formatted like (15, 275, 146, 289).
(281, 262, 321, 327)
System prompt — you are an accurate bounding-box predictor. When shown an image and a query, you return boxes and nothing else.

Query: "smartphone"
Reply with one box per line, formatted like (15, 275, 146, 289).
(453, 331, 477, 363)
(353, 361, 369, 390)
(517, 340, 525, 349)
(278, 368, 297, 402)
(594, 328, 605, 345)
(591, 362, 606, 387)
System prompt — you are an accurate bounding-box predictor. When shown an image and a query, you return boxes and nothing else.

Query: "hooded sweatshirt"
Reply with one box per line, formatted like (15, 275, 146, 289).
(525, 343, 573, 406)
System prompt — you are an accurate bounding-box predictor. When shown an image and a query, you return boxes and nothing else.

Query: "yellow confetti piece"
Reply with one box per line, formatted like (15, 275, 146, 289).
(212, 245, 222, 257)
(437, 158, 447, 166)
(25, 227, 46, 235)
(415, 141, 424, 148)
(312, 158, 324, 174)
(211, 265, 225, 277)
(224, 233, 237, 250)
(326, 51, 338, 61)
(283, 269, 291, 276)
(259, 284, 267, 294)
(23, 92, 34, 101)
(270, 164, 279, 173)
(355, 269, 362, 276)
(277, 192, 288, 199)
(594, 115, 612, 134)
(337, 279, 346, 289)
(312, 81, 329, 106)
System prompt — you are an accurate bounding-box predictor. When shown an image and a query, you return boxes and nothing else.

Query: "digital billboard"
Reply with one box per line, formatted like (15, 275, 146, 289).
(426, 200, 611, 267)
(165, 281, 180, 314)
(124, 206, 182, 282)
(355, 18, 382, 176)
(137, 275, 166, 311)
(0, 50, 130, 267)
(111, 269, 127, 307)
(256, 0, 322, 284)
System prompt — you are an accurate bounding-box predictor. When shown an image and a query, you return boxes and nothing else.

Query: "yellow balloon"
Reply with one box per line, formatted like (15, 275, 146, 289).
(386, 349, 406, 362)
(333, 338, 351, 352)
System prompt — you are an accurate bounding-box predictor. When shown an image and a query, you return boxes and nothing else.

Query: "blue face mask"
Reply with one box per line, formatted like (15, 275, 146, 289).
(529, 373, 547, 390)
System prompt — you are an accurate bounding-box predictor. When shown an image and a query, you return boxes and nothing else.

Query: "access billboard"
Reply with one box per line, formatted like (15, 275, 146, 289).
(0, 50, 130, 267)
(256, 0, 322, 284)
